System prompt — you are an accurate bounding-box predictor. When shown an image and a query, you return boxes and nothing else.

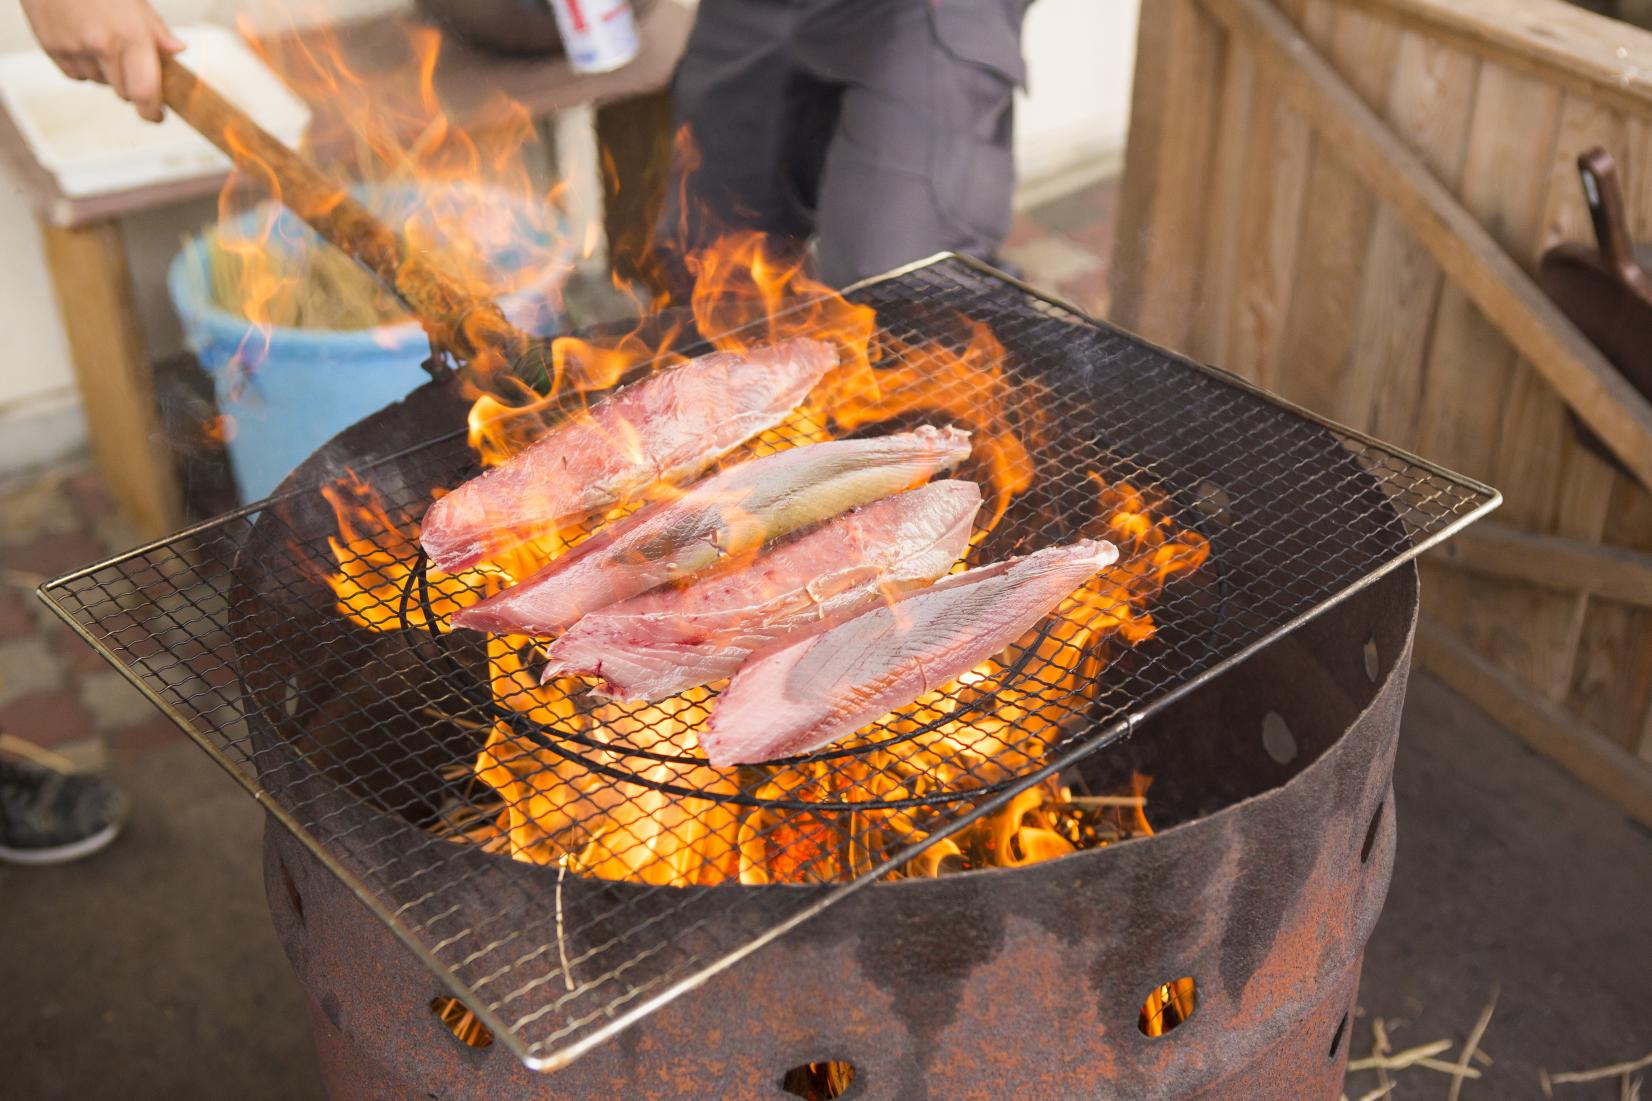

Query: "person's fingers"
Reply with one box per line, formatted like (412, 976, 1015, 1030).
(95, 54, 123, 96)
(50, 53, 95, 81)
(120, 38, 164, 122)
(149, 12, 186, 55)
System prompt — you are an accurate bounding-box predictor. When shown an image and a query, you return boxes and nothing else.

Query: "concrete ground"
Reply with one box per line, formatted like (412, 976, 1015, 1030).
(2, 672, 1648, 1100)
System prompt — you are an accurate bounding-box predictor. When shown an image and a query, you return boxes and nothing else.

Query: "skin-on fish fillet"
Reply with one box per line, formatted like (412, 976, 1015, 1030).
(699, 538, 1120, 767)
(419, 338, 837, 573)
(540, 479, 985, 701)
(451, 425, 973, 636)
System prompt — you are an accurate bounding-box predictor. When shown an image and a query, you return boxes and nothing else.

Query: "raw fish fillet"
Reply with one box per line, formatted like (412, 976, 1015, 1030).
(452, 426, 973, 636)
(700, 538, 1120, 767)
(420, 339, 836, 572)
(540, 480, 984, 701)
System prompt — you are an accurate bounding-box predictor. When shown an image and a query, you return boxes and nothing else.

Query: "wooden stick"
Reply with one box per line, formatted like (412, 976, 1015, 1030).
(1348, 1038, 1452, 1071)
(1549, 1052, 1652, 1086)
(158, 57, 520, 361)
(1199, 0, 1652, 494)
(1431, 522, 1652, 608)
(1447, 987, 1499, 1101)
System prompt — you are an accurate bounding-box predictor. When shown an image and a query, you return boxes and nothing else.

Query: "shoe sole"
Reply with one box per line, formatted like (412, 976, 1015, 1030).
(0, 822, 122, 866)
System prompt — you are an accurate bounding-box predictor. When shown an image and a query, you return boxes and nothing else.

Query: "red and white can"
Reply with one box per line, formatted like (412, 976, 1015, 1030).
(547, 0, 641, 74)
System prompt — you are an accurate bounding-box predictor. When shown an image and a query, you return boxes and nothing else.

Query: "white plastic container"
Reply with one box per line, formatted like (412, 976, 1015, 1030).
(546, 0, 641, 73)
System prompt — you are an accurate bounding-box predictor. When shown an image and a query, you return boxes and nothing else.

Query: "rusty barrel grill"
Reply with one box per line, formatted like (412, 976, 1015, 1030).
(42, 256, 1495, 1100)
(38, 59, 1498, 1101)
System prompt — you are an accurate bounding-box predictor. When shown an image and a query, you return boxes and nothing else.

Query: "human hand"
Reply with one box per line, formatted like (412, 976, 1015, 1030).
(20, 0, 185, 122)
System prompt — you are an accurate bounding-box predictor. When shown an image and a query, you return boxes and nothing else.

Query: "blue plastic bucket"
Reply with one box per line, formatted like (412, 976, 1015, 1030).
(168, 183, 568, 503)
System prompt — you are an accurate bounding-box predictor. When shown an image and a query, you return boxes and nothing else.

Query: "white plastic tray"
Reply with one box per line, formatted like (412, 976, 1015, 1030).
(0, 24, 310, 197)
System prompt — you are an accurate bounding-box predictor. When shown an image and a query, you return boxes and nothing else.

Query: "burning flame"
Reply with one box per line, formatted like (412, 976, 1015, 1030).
(227, 23, 1210, 890)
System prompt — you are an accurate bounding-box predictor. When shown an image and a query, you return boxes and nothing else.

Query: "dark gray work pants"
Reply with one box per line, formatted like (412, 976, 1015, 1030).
(658, 0, 1029, 288)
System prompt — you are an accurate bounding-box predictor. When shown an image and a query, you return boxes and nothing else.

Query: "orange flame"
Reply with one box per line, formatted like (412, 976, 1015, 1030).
(250, 17, 1211, 892)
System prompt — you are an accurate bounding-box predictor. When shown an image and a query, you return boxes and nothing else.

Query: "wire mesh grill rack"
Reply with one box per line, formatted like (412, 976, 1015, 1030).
(39, 254, 1498, 1071)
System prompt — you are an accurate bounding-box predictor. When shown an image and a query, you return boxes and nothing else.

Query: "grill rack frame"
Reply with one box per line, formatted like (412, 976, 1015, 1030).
(36, 253, 1500, 1072)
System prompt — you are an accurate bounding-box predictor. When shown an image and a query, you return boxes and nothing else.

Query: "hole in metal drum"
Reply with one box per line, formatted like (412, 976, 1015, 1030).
(780, 1061, 856, 1099)
(1363, 636, 1380, 683)
(1139, 977, 1198, 1036)
(429, 996, 493, 1049)
(1261, 710, 1298, 765)
(1329, 1011, 1349, 1059)
(278, 859, 304, 926)
(1361, 801, 1385, 865)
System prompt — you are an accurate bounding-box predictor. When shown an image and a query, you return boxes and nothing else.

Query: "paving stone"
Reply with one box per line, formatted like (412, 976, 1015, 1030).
(52, 629, 111, 674)
(0, 471, 81, 546)
(0, 589, 33, 640)
(0, 637, 64, 705)
(999, 233, 1106, 288)
(108, 716, 186, 756)
(64, 469, 113, 526)
(1055, 267, 1113, 319)
(0, 690, 94, 747)
(0, 530, 109, 582)
(79, 669, 159, 732)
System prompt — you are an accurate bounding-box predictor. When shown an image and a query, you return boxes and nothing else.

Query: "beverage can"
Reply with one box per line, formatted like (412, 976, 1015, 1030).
(546, 0, 641, 74)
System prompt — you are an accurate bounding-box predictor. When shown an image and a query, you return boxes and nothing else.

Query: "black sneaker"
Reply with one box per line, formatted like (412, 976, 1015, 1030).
(0, 753, 128, 865)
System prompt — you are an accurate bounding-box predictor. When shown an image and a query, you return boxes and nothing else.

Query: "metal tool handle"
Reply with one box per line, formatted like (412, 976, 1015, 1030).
(159, 55, 524, 363)
(1577, 148, 1646, 292)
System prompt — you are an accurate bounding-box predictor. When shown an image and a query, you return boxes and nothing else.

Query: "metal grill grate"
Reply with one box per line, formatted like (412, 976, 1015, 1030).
(39, 254, 1497, 1071)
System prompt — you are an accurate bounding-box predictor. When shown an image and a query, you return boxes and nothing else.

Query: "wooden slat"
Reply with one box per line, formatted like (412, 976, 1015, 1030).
(1111, 0, 1227, 349)
(1337, 0, 1652, 117)
(1271, 3, 1401, 422)
(1431, 521, 1652, 607)
(1418, 618, 1652, 828)
(38, 220, 181, 538)
(1200, 0, 1652, 496)
(1218, 0, 1315, 391)
(1187, 47, 1258, 365)
(1349, 32, 1478, 445)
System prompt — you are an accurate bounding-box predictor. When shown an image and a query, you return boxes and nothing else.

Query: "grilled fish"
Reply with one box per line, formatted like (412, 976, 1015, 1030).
(540, 480, 984, 701)
(452, 426, 973, 636)
(420, 339, 836, 572)
(699, 538, 1120, 767)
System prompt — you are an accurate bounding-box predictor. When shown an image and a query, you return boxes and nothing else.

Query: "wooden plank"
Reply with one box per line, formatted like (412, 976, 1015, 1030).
(1351, 32, 1478, 445)
(1111, 0, 1177, 333)
(1111, 0, 1227, 350)
(1219, 0, 1314, 391)
(1187, 46, 1258, 365)
(1271, 2, 1401, 422)
(1336, 0, 1652, 117)
(1201, 0, 1652, 496)
(1430, 521, 1652, 606)
(1364, 54, 1573, 704)
(1417, 617, 1652, 829)
(38, 220, 181, 539)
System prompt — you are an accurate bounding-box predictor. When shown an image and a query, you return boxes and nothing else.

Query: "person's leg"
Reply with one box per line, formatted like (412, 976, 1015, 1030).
(801, 0, 1027, 287)
(0, 733, 127, 865)
(653, 0, 840, 293)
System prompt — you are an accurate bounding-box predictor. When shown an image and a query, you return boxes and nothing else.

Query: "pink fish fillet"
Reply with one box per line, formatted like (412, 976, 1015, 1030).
(451, 425, 973, 636)
(419, 338, 836, 572)
(540, 480, 984, 701)
(699, 538, 1121, 767)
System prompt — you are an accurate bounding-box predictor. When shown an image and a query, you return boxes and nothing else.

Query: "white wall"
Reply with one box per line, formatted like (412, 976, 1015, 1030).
(1015, 0, 1140, 202)
(0, 0, 1139, 474)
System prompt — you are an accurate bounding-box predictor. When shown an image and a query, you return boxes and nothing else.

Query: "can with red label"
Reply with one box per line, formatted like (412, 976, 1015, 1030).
(547, 0, 641, 73)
